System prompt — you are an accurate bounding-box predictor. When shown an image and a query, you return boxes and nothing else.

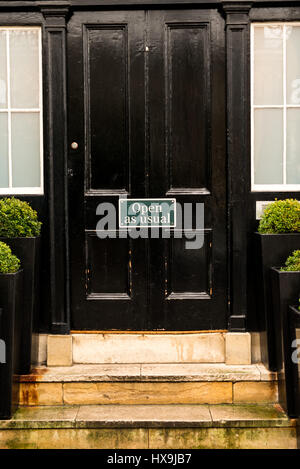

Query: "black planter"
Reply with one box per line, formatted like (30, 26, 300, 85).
(0, 270, 23, 419)
(254, 232, 300, 371)
(0, 237, 40, 374)
(270, 268, 300, 416)
(284, 306, 300, 418)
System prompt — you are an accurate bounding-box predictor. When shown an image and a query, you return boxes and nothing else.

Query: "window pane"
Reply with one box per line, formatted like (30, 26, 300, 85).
(254, 26, 283, 105)
(254, 109, 283, 184)
(287, 109, 300, 184)
(0, 31, 7, 109)
(11, 113, 40, 187)
(286, 26, 300, 105)
(0, 113, 9, 187)
(10, 29, 39, 108)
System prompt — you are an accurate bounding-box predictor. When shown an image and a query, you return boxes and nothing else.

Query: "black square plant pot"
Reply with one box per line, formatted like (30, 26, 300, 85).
(254, 233, 300, 371)
(0, 270, 23, 419)
(272, 302, 300, 418)
(271, 267, 300, 370)
(284, 305, 300, 418)
(0, 237, 40, 374)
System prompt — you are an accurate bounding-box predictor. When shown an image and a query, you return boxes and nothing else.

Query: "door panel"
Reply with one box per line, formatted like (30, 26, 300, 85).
(86, 233, 131, 298)
(167, 232, 212, 297)
(87, 25, 130, 191)
(166, 23, 210, 191)
(147, 10, 227, 329)
(68, 11, 147, 330)
(68, 9, 227, 331)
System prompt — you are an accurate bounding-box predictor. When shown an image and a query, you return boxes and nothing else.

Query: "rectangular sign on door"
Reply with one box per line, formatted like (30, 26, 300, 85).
(119, 198, 176, 228)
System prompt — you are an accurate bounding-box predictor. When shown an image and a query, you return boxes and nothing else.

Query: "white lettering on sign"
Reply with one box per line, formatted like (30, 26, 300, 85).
(131, 202, 162, 215)
(119, 198, 176, 228)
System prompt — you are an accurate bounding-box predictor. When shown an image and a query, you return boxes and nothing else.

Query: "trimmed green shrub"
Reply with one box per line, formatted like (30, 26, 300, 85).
(0, 241, 20, 273)
(258, 199, 300, 234)
(0, 197, 41, 237)
(281, 250, 300, 272)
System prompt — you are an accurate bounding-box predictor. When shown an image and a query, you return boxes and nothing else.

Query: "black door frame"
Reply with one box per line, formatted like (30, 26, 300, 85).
(2, 1, 300, 333)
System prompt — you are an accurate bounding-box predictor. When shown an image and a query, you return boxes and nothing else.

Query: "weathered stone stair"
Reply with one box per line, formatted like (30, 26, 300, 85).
(16, 363, 278, 406)
(0, 363, 298, 449)
(0, 403, 298, 449)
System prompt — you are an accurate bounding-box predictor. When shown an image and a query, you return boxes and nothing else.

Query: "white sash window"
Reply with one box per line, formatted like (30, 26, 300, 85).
(251, 23, 300, 191)
(0, 27, 43, 195)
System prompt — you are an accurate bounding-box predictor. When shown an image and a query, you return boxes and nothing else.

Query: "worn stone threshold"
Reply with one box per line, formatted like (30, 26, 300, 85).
(17, 363, 277, 383)
(0, 404, 295, 430)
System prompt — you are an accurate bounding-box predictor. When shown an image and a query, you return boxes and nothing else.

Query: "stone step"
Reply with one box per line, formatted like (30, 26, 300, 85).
(43, 332, 254, 366)
(16, 363, 278, 406)
(0, 404, 297, 449)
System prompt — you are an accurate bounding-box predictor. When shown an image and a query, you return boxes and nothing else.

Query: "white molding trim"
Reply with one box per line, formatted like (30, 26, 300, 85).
(251, 22, 300, 192)
(0, 26, 44, 196)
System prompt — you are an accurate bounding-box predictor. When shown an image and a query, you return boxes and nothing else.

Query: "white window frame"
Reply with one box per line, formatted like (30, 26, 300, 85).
(0, 26, 43, 195)
(251, 22, 300, 192)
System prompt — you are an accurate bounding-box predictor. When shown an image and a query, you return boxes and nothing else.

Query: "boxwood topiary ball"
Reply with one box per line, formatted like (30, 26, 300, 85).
(258, 199, 300, 234)
(0, 197, 42, 238)
(280, 250, 300, 272)
(0, 241, 21, 274)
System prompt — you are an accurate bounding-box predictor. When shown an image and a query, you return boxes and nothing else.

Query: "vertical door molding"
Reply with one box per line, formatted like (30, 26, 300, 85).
(40, 5, 70, 333)
(222, 2, 252, 331)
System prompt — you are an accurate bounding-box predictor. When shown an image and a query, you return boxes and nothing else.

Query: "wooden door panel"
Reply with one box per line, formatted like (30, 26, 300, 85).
(147, 10, 227, 330)
(166, 231, 212, 299)
(166, 22, 210, 192)
(68, 11, 147, 330)
(86, 25, 130, 191)
(85, 233, 131, 299)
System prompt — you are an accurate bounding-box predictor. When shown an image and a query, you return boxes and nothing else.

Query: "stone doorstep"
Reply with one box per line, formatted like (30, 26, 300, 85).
(16, 381, 278, 406)
(41, 332, 255, 367)
(0, 427, 297, 450)
(14, 363, 279, 407)
(1, 405, 296, 449)
(0, 404, 295, 430)
(17, 363, 277, 383)
(0, 405, 298, 449)
(68, 332, 252, 365)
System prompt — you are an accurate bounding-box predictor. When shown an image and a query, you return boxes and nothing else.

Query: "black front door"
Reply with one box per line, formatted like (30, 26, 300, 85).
(68, 9, 227, 331)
